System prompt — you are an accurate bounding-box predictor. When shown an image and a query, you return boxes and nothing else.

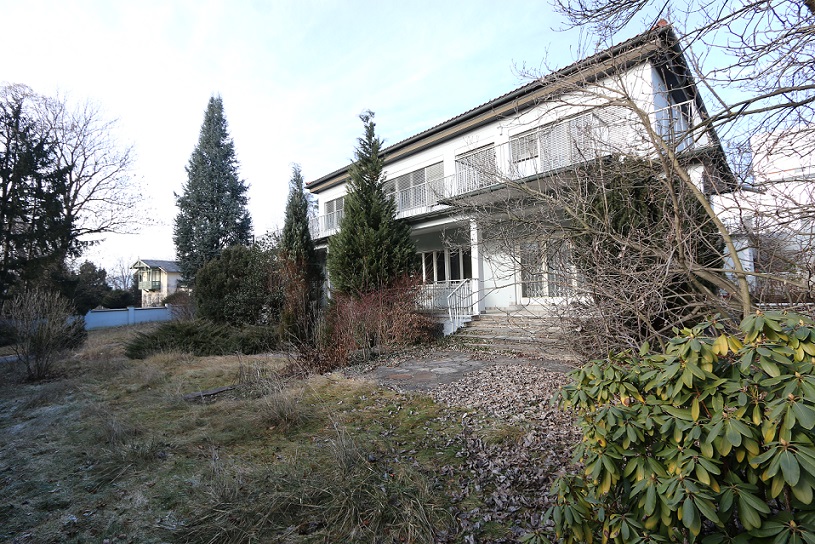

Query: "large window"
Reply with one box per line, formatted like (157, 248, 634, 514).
(455, 145, 496, 193)
(385, 162, 444, 212)
(418, 248, 472, 283)
(510, 130, 539, 163)
(520, 240, 573, 298)
(511, 111, 613, 174)
(324, 196, 344, 230)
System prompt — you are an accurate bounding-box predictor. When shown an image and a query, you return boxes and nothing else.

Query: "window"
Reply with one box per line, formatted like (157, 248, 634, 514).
(510, 130, 540, 163)
(389, 162, 444, 212)
(536, 111, 613, 172)
(520, 240, 573, 298)
(456, 146, 496, 193)
(418, 249, 472, 283)
(324, 196, 344, 230)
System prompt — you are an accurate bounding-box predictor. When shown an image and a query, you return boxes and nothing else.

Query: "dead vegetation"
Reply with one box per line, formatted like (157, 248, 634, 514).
(0, 325, 577, 543)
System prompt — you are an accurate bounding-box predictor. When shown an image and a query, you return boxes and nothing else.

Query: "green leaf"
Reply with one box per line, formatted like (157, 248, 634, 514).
(683, 495, 701, 535)
(760, 357, 782, 378)
(695, 496, 721, 525)
(738, 495, 762, 530)
(726, 422, 743, 447)
(792, 478, 813, 503)
(793, 402, 815, 430)
(782, 450, 802, 486)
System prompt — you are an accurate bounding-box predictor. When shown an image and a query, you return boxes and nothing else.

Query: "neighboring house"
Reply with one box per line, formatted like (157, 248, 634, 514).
(307, 23, 729, 330)
(131, 259, 182, 307)
(714, 129, 815, 300)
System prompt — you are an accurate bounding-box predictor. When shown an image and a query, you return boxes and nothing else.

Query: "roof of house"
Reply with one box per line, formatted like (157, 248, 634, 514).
(307, 22, 693, 193)
(133, 259, 181, 273)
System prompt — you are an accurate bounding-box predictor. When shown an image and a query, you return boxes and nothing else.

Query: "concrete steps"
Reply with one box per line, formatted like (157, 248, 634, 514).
(451, 309, 578, 361)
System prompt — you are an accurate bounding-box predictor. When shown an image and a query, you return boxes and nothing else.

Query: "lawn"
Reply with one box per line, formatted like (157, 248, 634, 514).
(0, 326, 573, 543)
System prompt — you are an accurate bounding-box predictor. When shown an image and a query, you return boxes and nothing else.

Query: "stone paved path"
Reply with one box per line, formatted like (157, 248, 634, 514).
(352, 350, 577, 391)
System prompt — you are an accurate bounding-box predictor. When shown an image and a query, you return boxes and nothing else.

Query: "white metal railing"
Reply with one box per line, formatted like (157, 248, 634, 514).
(446, 279, 473, 328)
(310, 101, 704, 238)
(394, 176, 447, 219)
(416, 279, 470, 312)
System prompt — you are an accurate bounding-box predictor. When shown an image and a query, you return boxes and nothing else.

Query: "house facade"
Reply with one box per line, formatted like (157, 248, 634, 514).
(307, 24, 727, 330)
(714, 129, 815, 300)
(131, 259, 182, 307)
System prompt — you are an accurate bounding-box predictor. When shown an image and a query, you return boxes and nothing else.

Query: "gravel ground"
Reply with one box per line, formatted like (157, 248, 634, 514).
(424, 362, 582, 543)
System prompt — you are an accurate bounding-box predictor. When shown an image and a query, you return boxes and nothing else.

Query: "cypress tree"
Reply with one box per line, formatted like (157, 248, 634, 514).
(279, 164, 321, 344)
(173, 96, 252, 283)
(280, 164, 319, 281)
(326, 111, 416, 295)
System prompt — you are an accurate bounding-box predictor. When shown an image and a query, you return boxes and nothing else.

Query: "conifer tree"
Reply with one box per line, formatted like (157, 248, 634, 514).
(0, 87, 73, 298)
(326, 111, 416, 295)
(174, 96, 252, 283)
(280, 164, 321, 343)
(280, 164, 319, 280)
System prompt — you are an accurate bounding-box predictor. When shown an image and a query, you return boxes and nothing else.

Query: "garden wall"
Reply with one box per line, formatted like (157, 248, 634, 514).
(84, 306, 173, 330)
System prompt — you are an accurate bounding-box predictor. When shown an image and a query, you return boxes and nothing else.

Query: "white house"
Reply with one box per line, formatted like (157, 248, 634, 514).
(131, 259, 182, 307)
(714, 129, 815, 300)
(307, 23, 729, 330)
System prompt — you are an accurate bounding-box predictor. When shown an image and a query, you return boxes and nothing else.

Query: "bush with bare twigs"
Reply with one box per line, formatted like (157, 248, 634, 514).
(3, 288, 86, 380)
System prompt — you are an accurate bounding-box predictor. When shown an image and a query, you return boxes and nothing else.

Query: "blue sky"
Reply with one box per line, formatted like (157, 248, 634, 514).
(4, 0, 592, 270)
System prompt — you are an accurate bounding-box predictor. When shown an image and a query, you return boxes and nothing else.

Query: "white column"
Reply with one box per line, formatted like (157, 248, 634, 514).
(470, 218, 485, 315)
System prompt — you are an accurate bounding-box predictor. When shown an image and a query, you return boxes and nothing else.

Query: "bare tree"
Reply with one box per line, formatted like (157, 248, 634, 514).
(446, 25, 769, 355)
(107, 257, 135, 291)
(523, 0, 815, 331)
(34, 90, 141, 249)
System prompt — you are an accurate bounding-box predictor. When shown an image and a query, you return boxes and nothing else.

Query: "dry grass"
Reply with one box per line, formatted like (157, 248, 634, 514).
(0, 324, 533, 543)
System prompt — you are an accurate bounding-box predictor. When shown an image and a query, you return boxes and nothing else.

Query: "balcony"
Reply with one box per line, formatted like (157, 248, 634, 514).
(309, 100, 706, 239)
(139, 280, 161, 291)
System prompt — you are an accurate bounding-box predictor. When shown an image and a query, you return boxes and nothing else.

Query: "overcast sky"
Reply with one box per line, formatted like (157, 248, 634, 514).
(4, 0, 593, 272)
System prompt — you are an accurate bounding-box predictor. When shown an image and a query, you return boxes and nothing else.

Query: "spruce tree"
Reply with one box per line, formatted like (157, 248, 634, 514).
(0, 88, 73, 299)
(326, 111, 416, 295)
(174, 96, 252, 283)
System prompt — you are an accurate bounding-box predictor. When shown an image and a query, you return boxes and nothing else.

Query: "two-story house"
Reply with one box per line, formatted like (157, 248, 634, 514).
(307, 23, 729, 331)
(131, 259, 182, 307)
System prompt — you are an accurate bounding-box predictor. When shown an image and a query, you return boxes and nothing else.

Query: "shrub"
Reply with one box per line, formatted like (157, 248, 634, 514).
(162, 290, 195, 320)
(546, 311, 815, 543)
(101, 288, 137, 309)
(124, 320, 278, 359)
(3, 289, 86, 380)
(297, 277, 441, 373)
(195, 245, 281, 326)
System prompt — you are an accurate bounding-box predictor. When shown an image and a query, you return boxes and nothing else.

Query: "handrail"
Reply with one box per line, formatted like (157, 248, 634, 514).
(446, 279, 472, 324)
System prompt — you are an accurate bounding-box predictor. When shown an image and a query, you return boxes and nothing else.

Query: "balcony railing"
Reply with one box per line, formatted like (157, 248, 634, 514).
(139, 280, 161, 291)
(309, 100, 706, 239)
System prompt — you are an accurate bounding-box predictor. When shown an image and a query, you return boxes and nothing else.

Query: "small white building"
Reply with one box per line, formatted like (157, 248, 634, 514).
(131, 259, 182, 307)
(307, 23, 728, 330)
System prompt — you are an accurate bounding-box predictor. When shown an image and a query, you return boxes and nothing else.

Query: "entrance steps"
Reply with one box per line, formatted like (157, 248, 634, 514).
(451, 308, 578, 361)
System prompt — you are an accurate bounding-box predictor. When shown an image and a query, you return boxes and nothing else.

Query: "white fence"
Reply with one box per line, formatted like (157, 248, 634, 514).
(84, 306, 174, 330)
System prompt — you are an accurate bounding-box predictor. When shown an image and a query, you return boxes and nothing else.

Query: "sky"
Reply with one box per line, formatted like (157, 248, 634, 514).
(4, 0, 591, 273)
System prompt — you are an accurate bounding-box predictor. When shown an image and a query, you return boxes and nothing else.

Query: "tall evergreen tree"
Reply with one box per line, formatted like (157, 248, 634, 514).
(174, 96, 252, 283)
(279, 164, 321, 344)
(326, 111, 416, 295)
(280, 164, 318, 276)
(0, 86, 73, 298)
